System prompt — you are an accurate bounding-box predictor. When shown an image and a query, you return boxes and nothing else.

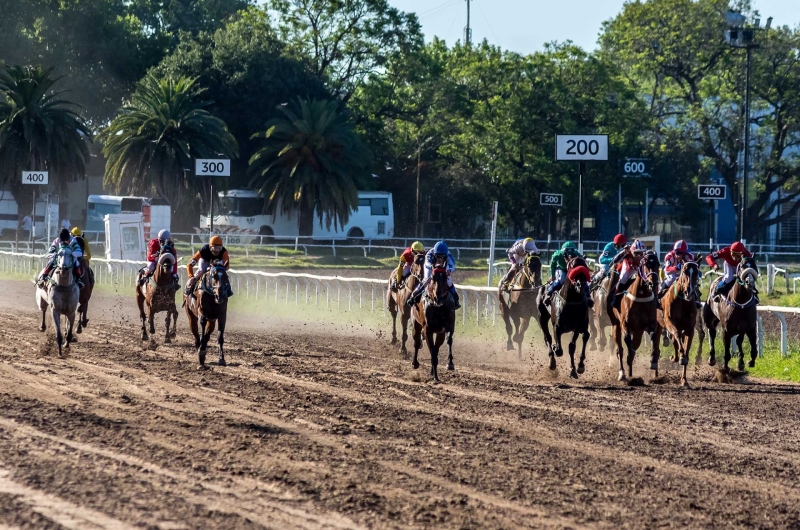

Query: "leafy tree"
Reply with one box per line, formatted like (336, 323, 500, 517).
(99, 74, 238, 205)
(248, 98, 371, 235)
(601, 0, 800, 241)
(0, 65, 91, 238)
(129, 0, 252, 39)
(153, 8, 330, 188)
(269, 0, 423, 100)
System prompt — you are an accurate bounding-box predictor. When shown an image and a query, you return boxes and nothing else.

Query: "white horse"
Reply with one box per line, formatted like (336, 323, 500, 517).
(36, 247, 80, 357)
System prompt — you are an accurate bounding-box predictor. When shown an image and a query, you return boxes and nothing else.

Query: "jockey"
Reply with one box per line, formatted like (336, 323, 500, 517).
(705, 241, 753, 297)
(609, 239, 647, 309)
(70, 227, 92, 262)
(658, 240, 701, 307)
(392, 241, 425, 291)
(408, 240, 460, 310)
(499, 237, 539, 290)
(592, 234, 626, 283)
(185, 235, 231, 296)
(141, 229, 178, 286)
(39, 228, 84, 288)
(544, 241, 593, 308)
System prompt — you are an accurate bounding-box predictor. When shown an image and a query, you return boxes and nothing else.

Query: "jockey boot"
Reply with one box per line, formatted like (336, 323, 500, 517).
(390, 280, 399, 292)
(184, 277, 197, 296)
(407, 288, 422, 307)
(543, 284, 556, 306)
(450, 286, 461, 310)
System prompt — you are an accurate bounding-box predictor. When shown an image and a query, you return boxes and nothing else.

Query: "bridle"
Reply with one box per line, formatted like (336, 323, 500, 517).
(425, 268, 450, 307)
(674, 261, 700, 302)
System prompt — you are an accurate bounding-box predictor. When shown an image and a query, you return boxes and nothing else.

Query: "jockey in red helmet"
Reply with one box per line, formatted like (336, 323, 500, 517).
(658, 240, 701, 307)
(593, 233, 627, 283)
(609, 239, 646, 309)
(705, 241, 753, 296)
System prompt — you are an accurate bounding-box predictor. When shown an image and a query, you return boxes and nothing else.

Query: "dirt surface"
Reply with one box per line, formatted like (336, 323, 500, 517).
(3, 279, 800, 529)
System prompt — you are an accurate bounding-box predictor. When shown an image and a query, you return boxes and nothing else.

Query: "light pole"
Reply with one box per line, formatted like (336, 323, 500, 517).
(725, 12, 771, 243)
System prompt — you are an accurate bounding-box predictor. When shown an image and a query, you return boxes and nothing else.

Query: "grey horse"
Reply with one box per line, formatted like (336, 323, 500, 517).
(36, 247, 80, 357)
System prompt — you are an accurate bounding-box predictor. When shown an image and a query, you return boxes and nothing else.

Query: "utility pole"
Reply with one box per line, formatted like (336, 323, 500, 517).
(741, 45, 752, 243)
(464, 0, 471, 45)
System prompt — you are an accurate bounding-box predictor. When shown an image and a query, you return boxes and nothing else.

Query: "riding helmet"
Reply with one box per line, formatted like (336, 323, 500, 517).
(158, 229, 171, 241)
(731, 241, 746, 253)
(71, 227, 83, 237)
(59, 228, 71, 241)
(433, 241, 448, 255)
(411, 241, 424, 253)
(523, 238, 537, 253)
(561, 241, 577, 251)
(210, 235, 224, 246)
(613, 234, 627, 246)
(673, 240, 688, 253)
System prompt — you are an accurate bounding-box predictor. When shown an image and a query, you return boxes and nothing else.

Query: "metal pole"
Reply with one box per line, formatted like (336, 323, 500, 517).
(644, 187, 649, 234)
(209, 179, 214, 234)
(578, 162, 585, 253)
(415, 138, 421, 238)
(742, 45, 752, 243)
(487, 200, 498, 287)
(618, 182, 622, 234)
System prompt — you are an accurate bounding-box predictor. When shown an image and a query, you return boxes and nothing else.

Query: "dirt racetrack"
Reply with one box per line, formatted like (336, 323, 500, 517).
(2, 279, 800, 529)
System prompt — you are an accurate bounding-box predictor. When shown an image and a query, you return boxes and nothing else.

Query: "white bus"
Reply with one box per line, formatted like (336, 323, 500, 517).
(200, 189, 394, 240)
(87, 195, 171, 239)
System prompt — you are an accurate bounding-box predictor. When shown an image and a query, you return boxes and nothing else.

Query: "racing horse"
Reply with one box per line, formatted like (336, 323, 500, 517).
(498, 253, 543, 359)
(658, 260, 702, 386)
(611, 257, 661, 382)
(75, 263, 94, 334)
(36, 247, 80, 357)
(184, 262, 230, 368)
(703, 256, 759, 372)
(589, 269, 615, 351)
(386, 253, 423, 354)
(536, 258, 591, 379)
(136, 252, 179, 343)
(410, 268, 456, 382)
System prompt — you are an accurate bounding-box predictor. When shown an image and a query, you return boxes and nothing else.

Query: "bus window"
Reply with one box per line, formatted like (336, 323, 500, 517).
(358, 198, 370, 208)
(221, 197, 238, 216)
(370, 198, 389, 216)
(239, 198, 263, 217)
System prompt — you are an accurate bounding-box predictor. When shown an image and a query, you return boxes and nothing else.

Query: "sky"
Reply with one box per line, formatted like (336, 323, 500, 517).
(388, 0, 800, 54)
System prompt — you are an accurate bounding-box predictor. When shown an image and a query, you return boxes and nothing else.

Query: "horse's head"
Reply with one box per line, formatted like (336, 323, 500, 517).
(738, 257, 759, 291)
(426, 267, 451, 306)
(526, 253, 543, 286)
(52, 247, 76, 287)
(208, 261, 230, 304)
(154, 252, 176, 285)
(640, 252, 661, 291)
(680, 261, 701, 300)
(567, 256, 587, 271)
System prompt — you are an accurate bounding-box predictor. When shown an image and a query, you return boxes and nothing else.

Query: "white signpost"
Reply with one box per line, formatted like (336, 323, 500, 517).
(195, 159, 231, 233)
(555, 135, 608, 252)
(21, 171, 49, 243)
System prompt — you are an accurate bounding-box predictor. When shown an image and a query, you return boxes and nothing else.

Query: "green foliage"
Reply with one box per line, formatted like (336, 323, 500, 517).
(248, 98, 371, 235)
(99, 74, 238, 205)
(0, 65, 91, 219)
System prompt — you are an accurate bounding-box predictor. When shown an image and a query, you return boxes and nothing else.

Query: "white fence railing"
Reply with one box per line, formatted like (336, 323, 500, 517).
(3, 250, 796, 356)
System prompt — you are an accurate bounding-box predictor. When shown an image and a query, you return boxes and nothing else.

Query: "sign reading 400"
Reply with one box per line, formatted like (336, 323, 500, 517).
(22, 171, 49, 185)
(195, 159, 231, 177)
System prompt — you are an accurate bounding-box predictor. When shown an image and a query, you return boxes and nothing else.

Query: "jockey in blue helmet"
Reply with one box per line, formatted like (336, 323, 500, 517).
(408, 240, 460, 309)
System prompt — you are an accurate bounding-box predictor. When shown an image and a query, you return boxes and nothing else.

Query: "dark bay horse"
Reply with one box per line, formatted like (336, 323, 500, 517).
(658, 261, 702, 386)
(536, 258, 591, 379)
(703, 257, 759, 372)
(410, 268, 456, 382)
(36, 247, 80, 357)
(184, 263, 230, 368)
(136, 253, 179, 343)
(386, 253, 423, 354)
(76, 263, 94, 334)
(612, 265, 661, 382)
(498, 254, 543, 358)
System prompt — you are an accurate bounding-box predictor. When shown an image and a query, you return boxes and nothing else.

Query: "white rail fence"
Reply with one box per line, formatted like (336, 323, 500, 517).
(2, 250, 796, 356)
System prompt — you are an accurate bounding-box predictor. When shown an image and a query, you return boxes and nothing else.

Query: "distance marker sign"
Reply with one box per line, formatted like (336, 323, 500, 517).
(540, 193, 563, 207)
(698, 184, 726, 200)
(555, 135, 608, 161)
(22, 171, 48, 185)
(195, 159, 231, 177)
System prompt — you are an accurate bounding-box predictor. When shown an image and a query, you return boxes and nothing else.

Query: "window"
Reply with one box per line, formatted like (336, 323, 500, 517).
(377, 221, 386, 235)
(370, 198, 389, 216)
(358, 198, 371, 208)
(221, 197, 238, 216)
(239, 198, 263, 217)
(121, 225, 141, 251)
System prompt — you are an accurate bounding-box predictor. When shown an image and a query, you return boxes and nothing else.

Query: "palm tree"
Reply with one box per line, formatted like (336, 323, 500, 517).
(0, 65, 91, 242)
(99, 74, 238, 205)
(248, 98, 371, 236)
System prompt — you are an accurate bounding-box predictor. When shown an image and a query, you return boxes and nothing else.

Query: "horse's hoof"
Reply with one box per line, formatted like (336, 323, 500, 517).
(149, 327, 155, 334)
(737, 360, 745, 372)
(197, 364, 207, 371)
(548, 356, 557, 371)
(412, 360, 420, 370)
(76, 327, 82, 334)
(618, 371, 626, 382)
(748, 359, 756, 368)
(680, 356, 688, 367)
(681, 379, 690, 389)
(554, 348, 563, 358)
(390, 337, 398, 345)
(577, 362, 585, 374)
(218, 357, 227, 367)
(570, 368, 578, 379)
(708, 356, 716, 367)
(447, 362, 455, 371)
(39, 326, 45, 332)
(650, 361, 659, 371)
(399, 346, 408, 356)
(670, 354, 679, 363)
(506, 341, 514, 351)
(141, 334, 148, 341)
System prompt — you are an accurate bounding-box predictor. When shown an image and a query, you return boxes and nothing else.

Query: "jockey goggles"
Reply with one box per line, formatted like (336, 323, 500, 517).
(210, 245, 223, 254)
(732, 251, 743, 260)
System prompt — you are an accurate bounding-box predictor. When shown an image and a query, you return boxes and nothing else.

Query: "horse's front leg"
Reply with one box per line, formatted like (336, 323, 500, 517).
(411, 320, 423, 370)
(722, 330, 733, 372)
(746, 327, 758, 368)
(553, 326, 564, 358)
(40, 306, 47, 332)
(217, 313, 226, 366)
(52, 308, 64, 358)
(447, 332, 454, 371)
(681, 329, 694, 387)
(426, 329, 440, 382)
(164, 311, 172, 344)
(148, 304, 156, 335)
(735, 333, 746, 372)
(567, 331, 578, 379)
(197, 315, 208, 368)
(170, 307, 178, 339)
(76, 303, 84, 334)
(579, 330, 589, 374)
(624, 331, 639, 378)
(399, 312, 410, 355)
(650, 324, 662, 376)
(614, 325, 626, 382)
(516, 316, 531, 360)
(137, 293, 148, 341)
(65, 310, 76, 346)
(389, 296, 398, 345)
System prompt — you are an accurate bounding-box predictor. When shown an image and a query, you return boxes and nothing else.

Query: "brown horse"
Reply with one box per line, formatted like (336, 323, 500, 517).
(184, 262, 230, 368)
(136, 253, 179, 343)
(611, 266, 660, 382)
(498, 254, 543, 359)
(658, 261, 702, 386)
(536, 258, 591, 379)
(410, 268, 456, 382)
(703, 257, 759, 372)
(76, 264, 94, 334)
(386, 253, 423, 354)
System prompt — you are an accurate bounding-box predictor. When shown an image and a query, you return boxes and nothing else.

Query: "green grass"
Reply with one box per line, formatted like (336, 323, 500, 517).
(748, 349, 800, 382)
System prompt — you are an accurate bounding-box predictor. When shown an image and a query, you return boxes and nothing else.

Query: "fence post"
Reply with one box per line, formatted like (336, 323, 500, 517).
(767, 264, 774, 295)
